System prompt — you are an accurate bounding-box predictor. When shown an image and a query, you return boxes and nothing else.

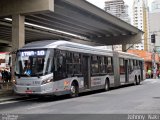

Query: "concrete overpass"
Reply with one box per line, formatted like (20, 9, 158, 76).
(0, 0, 143, 52)
(0, 19, 89, 51)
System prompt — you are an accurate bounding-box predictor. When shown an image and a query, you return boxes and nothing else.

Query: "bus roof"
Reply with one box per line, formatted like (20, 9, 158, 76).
(117, 51, 143, 60)
(22, 40, 111, 51)
(21, 40, 113, 56)
(20, 40, 143, 60)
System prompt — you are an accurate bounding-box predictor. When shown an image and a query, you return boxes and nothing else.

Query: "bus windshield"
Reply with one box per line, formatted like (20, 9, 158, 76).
(15, 49, 53, 77)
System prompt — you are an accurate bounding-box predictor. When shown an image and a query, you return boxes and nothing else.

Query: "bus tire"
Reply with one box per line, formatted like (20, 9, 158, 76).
(104, 79, 110, 91)
(137, 76, 141, 85)
(70, 81, 79, 98)
(134, 76, 138, 85)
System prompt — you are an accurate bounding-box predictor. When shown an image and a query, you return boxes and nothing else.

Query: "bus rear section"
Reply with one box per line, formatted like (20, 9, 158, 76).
(113, 52, 144, 86)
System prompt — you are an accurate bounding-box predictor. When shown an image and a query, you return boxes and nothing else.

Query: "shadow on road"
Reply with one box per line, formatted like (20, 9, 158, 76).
(22, 83, 140, 103)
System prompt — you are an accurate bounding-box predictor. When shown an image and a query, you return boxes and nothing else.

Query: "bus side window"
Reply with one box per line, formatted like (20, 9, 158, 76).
(73, 53, 82, 75)
(66, 52, 73, 76)
(134, 60, 139, 69)
(107, 57, 113, 74)
(58, 51, 66, 73)
(133, 60, 136, 69)
(137, 60, 140, 69)
(130, 59, 134, 72)
(119, 58, 125, 74)
(91, 56, 99, 74)
(66, 52, 72, 63)
(99, 56, 107, 74)
(54, 50, 66, 80)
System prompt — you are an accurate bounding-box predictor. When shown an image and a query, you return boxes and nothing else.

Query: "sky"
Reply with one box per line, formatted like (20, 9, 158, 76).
(86, 0, 154, 15)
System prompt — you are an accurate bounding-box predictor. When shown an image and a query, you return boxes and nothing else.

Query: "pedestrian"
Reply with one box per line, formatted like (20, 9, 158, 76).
(1, 69, 5, 82)
(3, 68, 10, 83)
(6, 68, 11, 82)
(0, 69, 3, 89)
(147, 69, 151, 78)
(156, 69, 159, 79)
(0, 69, 2, 82)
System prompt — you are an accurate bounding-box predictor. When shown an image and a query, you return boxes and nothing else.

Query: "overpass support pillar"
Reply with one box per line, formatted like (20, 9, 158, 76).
(122, 44, 127, 52)
(12, 14, 25, 50)
(11, 14, 25, 80)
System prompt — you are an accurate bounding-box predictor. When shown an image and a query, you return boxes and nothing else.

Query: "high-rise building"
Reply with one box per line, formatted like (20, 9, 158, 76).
(104, 0, 130, 51)
(132, 0, 149, 51)
(148, 0, 160, 52)
(151, 0, 160, 12)
(104, 0, 130, 23)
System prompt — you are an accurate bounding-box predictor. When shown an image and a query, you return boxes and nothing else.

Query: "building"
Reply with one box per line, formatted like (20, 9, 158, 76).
(151, 0, 160, 12)
(148, 12, 160, 52)
(104, 0, 130, 51)
(148, 0, 160, 53)
(104, 0, 130, 23)
(132, 0, 149, 51)
(0, 52, 10, 69)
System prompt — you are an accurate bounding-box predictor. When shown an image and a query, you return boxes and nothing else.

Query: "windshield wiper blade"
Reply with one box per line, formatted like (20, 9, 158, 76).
(37, 74, 40, 78)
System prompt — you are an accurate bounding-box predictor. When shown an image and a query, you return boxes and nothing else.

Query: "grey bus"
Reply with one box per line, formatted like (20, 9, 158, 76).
(13, 40, 144, 97)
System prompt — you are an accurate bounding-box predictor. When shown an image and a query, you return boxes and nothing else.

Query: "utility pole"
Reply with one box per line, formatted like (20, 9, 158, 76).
(152, 45, 156, 79)
(151, 34, 156, 79)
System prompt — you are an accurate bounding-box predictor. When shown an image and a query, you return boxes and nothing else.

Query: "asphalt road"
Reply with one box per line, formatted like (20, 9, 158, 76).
(0, 79, 160, 120)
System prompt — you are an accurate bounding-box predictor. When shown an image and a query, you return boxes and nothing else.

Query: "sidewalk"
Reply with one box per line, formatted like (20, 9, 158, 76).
(0, 83, 24, 102)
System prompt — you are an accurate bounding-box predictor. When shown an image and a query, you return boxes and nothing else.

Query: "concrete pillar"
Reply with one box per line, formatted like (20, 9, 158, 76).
(122, 44, 127, 52)
(11, 14, 25, 80)
(12, 14, 25, 50)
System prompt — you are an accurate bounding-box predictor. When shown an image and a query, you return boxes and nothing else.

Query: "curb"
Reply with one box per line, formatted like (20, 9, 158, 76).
(0, 89, 14, 96)
(0, 94, 27, 103)
(0, 89, 20, 103)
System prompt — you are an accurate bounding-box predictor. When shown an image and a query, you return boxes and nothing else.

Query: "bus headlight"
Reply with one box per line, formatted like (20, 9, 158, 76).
(12, 79, 17, 85)
(41, 79, 53, 85)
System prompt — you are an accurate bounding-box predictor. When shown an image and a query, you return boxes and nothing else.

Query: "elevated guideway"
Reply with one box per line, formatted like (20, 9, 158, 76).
(0, 0, 143, 51)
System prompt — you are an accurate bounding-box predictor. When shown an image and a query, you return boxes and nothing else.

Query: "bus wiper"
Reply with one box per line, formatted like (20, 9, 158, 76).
(24, 73, 31, 77)
(37, 74, 40, 78)
(18, 74, 21, 78)
(15, 72, 21, 78)
(35, 73, 41, 78)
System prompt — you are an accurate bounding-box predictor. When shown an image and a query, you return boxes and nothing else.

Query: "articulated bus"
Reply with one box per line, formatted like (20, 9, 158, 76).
(14, 40, 144, 97)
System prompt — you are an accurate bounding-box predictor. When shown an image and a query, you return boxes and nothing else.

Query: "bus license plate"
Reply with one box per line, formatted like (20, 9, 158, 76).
(25, 90, 33, 94)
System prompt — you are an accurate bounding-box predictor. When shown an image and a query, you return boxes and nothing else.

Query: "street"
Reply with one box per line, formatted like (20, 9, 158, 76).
(0, 79, 160, 120)
(1, 79, 160, 114)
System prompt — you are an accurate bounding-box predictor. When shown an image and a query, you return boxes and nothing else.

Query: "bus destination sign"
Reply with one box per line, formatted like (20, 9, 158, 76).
(21, 50, 45, 57)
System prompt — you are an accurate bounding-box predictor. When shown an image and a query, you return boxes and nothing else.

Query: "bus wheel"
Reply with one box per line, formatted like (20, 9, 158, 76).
(134, 76, 137, 85)
(104, 79, 110, 91)
(137, 76, 141, 85)
(70, 82, 79, 97)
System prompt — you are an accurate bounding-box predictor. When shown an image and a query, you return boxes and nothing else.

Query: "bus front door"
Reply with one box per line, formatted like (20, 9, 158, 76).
(82, 55, 91, 89)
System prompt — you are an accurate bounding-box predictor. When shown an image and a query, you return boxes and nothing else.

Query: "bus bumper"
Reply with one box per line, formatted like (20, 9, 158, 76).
(13, 85, 70, 96)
